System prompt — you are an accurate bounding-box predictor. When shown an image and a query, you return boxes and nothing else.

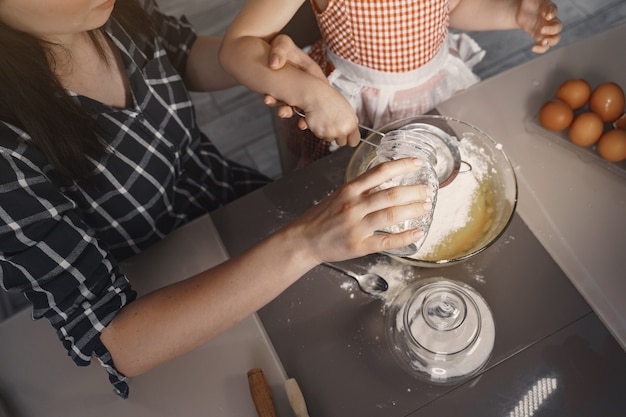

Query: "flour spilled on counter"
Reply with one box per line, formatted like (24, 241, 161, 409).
(340, 281, 357, 299)
(368, 260, 417, 306)
(461, 262, 488, 286)
(333, 256, 420, 307)
(333, 257, 424, 309)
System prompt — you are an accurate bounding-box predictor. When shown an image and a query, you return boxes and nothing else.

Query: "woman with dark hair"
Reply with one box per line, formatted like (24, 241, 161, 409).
(0, 0, 431, 398)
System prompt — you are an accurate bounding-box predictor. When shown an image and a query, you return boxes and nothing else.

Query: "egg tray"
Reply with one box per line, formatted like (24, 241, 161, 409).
(525, 114, 626, 180)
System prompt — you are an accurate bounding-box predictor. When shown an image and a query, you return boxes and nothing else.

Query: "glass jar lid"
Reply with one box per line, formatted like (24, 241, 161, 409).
(385, 277, 495, 384)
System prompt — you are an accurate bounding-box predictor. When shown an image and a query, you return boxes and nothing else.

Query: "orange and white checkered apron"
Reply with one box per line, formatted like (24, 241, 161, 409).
(311, 0, 448, 73)
(308, 0, 485, 128)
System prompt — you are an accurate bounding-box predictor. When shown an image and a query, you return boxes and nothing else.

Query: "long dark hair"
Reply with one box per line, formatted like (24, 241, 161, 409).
(0, 1, 154, 180)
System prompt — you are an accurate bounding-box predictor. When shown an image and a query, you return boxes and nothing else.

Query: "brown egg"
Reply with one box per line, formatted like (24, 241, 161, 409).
(589, 82, 625, 122)
(597, 129, 626, 162)
(539, 99, 574, 131)
(568, 112, 604, 147)
(556, 79, 591, 110)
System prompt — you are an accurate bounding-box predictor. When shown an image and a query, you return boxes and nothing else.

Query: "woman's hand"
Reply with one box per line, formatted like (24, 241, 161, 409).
(516, 0, 562, 53)
(263, 35, 361, 147)
(289, 158, 434, 265)
(268, 35, 327, 86)
(263, 35, 326, 122)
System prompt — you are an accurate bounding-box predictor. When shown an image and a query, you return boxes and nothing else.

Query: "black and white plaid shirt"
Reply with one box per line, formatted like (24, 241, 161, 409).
(0, 0, 268, 398)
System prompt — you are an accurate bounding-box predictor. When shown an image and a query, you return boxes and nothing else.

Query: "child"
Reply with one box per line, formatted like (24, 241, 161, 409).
(221, 0, 562, 167)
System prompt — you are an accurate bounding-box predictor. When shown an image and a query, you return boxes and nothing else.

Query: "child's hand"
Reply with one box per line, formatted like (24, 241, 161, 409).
(297, 87, 361, 147)
(516, 0, 562, 54)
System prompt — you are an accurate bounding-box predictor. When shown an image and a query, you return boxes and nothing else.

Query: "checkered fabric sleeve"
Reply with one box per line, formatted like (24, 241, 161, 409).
(312, 0, 449, 73)
(0, 120, 136, 398)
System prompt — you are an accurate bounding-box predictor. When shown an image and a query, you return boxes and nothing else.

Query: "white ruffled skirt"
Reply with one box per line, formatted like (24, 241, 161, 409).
(325, 32, 486, 130)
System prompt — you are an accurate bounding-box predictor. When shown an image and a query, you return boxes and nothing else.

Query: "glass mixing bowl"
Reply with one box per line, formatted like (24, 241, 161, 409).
(346, 115, 518, 267)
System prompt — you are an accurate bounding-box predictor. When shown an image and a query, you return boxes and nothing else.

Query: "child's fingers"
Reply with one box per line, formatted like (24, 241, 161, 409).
(543, 2, 558, 20)
(532, 9, 562, 55)
(346, 129, 362, 147)
(531, 34, 560, 54)
(540, 19, 563, 36)
(531, 43, 549, 54)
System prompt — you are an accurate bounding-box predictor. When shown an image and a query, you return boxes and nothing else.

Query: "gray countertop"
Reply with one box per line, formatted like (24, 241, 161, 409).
(212, 147, 626, 416)
(212, 24, 626, 416)
(437, 23, 626, 349)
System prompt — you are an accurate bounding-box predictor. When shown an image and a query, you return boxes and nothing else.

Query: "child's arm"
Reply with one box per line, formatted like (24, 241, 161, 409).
(449, 0, 562, 54)
(220, 0, 360, 146)
(185, 34, 323, 122)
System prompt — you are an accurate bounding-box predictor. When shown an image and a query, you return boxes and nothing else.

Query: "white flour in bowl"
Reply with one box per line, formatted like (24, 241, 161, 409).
(410, 138, 493, 261)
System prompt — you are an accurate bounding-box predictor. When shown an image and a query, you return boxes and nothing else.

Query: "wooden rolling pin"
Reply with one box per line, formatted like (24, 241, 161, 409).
(247, 368, 278, 417)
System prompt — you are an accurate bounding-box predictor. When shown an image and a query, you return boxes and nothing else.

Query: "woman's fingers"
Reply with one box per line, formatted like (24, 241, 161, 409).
(344, 158, 424, 196)
(296, 158, 434, 262)
(367, 192, 433, 224)
(368, 228, 425, 255)
(338, 159, 434, 229)
(268, 34, 327, 81)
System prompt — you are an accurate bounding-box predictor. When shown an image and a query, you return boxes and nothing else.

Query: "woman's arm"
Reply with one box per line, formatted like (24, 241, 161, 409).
(184, 35, 240, 91)
(219, 0, 360, 146)
(101, 158, 431, 376)
(449, 0, 562, 53)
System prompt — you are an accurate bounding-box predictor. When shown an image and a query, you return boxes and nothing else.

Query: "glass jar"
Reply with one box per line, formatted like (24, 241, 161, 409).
(367, 129, 440, 255)
(384, 278, 495, 385)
